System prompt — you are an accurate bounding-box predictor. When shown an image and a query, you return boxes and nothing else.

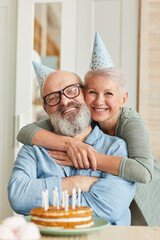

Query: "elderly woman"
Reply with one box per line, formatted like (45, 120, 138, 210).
(17, 67, 160, 226)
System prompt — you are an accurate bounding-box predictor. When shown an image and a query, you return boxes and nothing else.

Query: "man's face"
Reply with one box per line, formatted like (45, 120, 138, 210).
(42, 71, 85, 117)
(42, 71, 91, 136)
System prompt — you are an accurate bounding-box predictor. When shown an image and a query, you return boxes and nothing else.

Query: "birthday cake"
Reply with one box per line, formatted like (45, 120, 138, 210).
(30, 205, 93, 229)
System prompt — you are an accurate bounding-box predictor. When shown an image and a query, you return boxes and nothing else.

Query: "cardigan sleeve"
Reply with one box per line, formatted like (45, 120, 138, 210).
(17, 119, 54, 145)
(117, 113, 154, 183)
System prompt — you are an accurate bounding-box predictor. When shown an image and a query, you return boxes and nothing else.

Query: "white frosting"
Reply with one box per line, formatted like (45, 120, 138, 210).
(38, 221, 93, 229)
(37, 221, 94, 229)
(75, 222, 94, 228)
(32, 216, 92, 223)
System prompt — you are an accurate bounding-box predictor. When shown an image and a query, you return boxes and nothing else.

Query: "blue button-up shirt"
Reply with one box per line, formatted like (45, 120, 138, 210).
(8, 126, 135, 225)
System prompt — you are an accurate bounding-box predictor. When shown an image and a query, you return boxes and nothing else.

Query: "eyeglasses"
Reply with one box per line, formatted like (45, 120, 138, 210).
(43, 83, 83, 107)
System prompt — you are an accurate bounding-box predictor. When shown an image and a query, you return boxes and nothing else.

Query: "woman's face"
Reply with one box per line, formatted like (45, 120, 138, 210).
(84, 76, 127, 124)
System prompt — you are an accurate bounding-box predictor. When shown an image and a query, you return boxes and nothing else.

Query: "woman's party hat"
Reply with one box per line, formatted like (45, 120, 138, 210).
(89, 32, 114, 71)
(32, 61, 55, 88)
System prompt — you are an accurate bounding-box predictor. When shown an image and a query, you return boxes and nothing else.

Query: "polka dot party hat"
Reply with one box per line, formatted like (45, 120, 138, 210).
(89, 32, 114, 71)
(32, 61, 55, 88)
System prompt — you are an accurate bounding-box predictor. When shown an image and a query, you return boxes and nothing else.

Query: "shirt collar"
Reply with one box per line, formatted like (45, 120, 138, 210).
(85, 125, 102, 146)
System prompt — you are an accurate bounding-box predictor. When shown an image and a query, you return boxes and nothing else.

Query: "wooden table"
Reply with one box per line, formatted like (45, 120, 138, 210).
(40, 226, 160, 240)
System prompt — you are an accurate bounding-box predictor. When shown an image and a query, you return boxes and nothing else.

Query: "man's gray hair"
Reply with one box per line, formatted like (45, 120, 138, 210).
(72, 72, 84, 86)
(84, 67, 127, 94)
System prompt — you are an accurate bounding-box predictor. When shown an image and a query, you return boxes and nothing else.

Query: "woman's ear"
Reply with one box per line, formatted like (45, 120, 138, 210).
(121, 92, 128, 107)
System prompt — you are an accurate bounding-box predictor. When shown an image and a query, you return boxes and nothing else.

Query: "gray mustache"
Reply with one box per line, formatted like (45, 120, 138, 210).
(57, 102, 81, 114)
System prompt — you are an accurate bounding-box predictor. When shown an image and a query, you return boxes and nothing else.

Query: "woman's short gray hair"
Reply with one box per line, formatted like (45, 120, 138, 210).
(84, 67, 127, 94)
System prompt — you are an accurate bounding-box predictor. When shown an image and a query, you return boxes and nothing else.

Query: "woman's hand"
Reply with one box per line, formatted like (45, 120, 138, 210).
(47, 150, 73, 166)
(47, 140, 97, 170)
(66, 140, 97, 170)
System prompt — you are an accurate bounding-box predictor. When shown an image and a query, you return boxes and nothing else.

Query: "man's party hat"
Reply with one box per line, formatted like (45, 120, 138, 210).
(89, 32, 114, 71)
(32, 61, 55, 88)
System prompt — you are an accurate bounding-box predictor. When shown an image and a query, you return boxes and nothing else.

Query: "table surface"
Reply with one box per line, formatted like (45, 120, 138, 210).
(40, 226, 160, 240)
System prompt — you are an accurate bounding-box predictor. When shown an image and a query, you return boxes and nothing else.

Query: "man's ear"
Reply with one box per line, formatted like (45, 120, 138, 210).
(121, 92, 128, 107)
(43, 105, 49, 114)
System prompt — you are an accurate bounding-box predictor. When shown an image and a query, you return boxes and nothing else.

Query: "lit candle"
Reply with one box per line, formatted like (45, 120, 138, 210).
(42, 189, 49, 211)
(61, 191, 65, 208)
(78, 188, 81, 207)
(45, 189, 49, 211)
(65, 192, 69, 211)
(53, 191, 56, 206)
(72, 188, 76, 209)
(53, 187, 58, 207)
(56, 191, 59, 210)
(42, 191, 45, 208)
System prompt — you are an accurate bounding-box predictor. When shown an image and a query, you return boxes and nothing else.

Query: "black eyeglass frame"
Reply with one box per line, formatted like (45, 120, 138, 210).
(43, 83, 83, 107)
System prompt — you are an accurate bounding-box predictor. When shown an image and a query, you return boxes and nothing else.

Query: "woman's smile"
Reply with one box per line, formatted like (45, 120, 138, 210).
(92, 107, 109, 113)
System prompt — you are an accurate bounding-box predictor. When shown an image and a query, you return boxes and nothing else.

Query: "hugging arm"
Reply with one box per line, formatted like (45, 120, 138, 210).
(117, 116, 154, 183)
(79, 174, 135, 225)
(17, 116, 154, 183)
(17, 120, 122, 174)
(17, 119, 73, 151)
(17, 119, 97, 170)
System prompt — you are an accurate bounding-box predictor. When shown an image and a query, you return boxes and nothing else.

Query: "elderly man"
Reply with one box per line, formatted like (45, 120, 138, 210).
(8, 68, 135, 225)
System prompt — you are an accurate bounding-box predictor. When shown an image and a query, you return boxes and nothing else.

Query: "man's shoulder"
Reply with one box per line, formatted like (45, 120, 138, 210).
(101, 130, 127, 150)
(87, 125, 128, 157)
(18, 144, 46, 156)
(92, 125, 126, 143)
(87, 125, 127, 148)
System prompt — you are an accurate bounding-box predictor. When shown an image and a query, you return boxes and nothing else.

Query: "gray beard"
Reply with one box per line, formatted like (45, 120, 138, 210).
(49, 103, 91, 136)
